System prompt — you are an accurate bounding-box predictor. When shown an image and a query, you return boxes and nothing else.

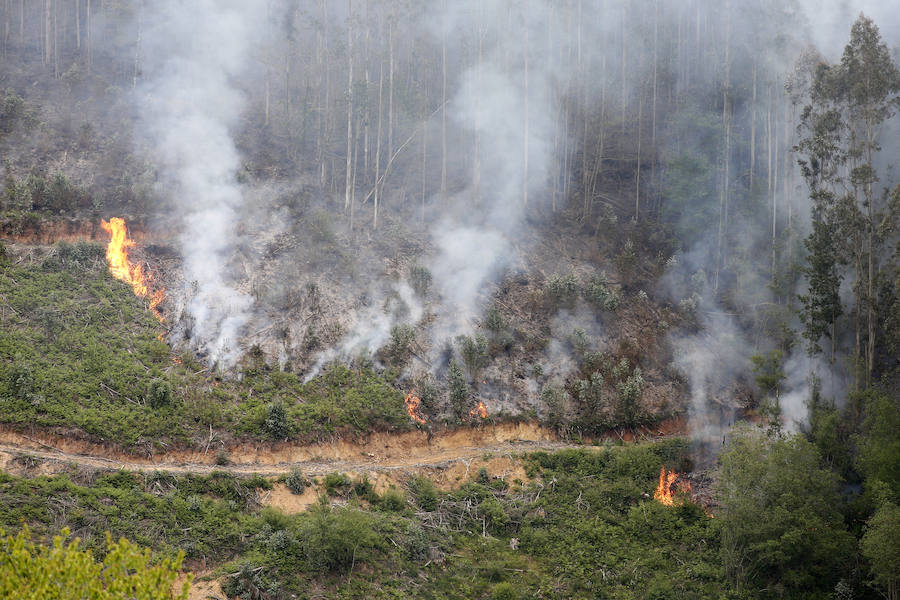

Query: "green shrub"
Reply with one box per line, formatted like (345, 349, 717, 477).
(408, 476, 438, 511)
(448, 360, 469, 419)
(284, 468, 307, 495)
(146, 379, 173, 409)
(545, 272, 578, 308)
(484, 306, 506, 335)
(298, 505, 381, 573)
(388, 324, 416, 365)
(264, 402, 292, 440)
(583, 272, 620, 311)
(403, 522, 429, 561)
(457, 334, 488, 379)
(409, 264, 432, 297)
(323, 472, 352, 497)
(379, 487, 406, 511)
(492, 582, 519, 600)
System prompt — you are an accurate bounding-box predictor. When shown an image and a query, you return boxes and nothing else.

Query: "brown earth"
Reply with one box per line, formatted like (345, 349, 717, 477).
(0, 418, 684, 479)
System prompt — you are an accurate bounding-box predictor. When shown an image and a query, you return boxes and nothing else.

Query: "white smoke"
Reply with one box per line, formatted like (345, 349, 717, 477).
(136, 0, 262, 367)
(426, 0, 568, 348)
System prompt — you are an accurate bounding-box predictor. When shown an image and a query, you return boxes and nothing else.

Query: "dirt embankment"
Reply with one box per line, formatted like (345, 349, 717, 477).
(0, 418, 685, 478)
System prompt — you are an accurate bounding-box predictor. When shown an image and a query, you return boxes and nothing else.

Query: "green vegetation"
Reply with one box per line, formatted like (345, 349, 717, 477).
(0, 246, 412, 448)
(0, 526, 189, 600)
(1, 430, 898, 599)
(0, 442, 713, 599)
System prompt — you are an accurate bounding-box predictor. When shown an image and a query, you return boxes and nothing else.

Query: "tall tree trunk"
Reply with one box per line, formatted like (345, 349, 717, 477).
(320, 0, 330, 186)
(374, 59, 384, 230)
(362, 0, 370, 180)
(440, 3, 447, 208)
(421, 118, 426, 224)
(86, 0, 91, 70)
(651, 0, 658, 147)
(52, 0, 57, 77)
(43, 0, 50, 66)
(387, 13, 394, 162)
(132, 3, 141, 88)
(523, 12, 529, 208)
(344, 0, 354, 215)
(750, 62, 757, 189)
(620, 3, 627, 137)
(473, 22, 482, 201)
(635, 80, 643, 221)
(75, 0, 79, 49)
(715, 1, 731, 293)
(772, 96, 778, 281)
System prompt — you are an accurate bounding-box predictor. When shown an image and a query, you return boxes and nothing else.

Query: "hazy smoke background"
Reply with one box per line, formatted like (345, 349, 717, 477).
(120, 0, 898, 430)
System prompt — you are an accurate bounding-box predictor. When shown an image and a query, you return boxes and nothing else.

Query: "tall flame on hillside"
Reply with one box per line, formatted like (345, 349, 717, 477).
(654, 467, 680, 506)
(405, 390, 426, 425)
(101, 218, 165, 318)
(654, 466, 692, 506)
(469, 401, 488, 419)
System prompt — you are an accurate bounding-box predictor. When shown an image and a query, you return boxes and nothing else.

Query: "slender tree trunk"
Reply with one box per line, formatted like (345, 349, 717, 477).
(387, 14, 394, 162)
(523, 14, 529, 207)
(651, 0, 658, 147)
(635, 81, 643, 221)
(43, 0, 50, 66)
(440, 4, 447, 207)
(474, 24, 482, 201)
(75, 0, 79, 49)
(715, 1, 731, 293)
(362, 0, 369, 180)
(52, 0, 58, 77)
(320, 0, 330, 186)
(766, 82, 772, 196)
(750, 63, 756, 189)
(865, 122, 875, 383)
(344, 0, 354, 215)
(374, 59, 384, 230)
(772, 98, 778, 280)
(132, 3, 141, 89)
(86, 0, 91, 69)
(421, 118, 426, 224)
(620, 4, 627, 137)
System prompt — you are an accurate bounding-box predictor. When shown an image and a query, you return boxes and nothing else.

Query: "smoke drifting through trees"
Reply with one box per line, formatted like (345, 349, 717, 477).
(136, 1, 262, 366)
(1, 0, 896, 434)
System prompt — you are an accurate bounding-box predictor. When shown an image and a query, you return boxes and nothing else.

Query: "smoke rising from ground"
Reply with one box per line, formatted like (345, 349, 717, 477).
(115, 0, 897, 423)
(136, 0, 262, 366)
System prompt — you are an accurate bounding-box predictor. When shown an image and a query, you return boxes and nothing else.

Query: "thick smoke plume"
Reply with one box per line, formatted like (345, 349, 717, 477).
(425, 0, 573, 347)
(137, 1, 262, 366)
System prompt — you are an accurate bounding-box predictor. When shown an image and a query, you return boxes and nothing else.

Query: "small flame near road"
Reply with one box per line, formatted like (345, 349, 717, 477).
(469, 400, 488, 420)
(405, 390, 426, 425)
(100, 218, 165, 320)
(654, 466, 691, 506)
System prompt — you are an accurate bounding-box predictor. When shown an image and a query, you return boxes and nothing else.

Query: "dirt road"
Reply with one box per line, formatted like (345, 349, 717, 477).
(0, 419, 685, 478)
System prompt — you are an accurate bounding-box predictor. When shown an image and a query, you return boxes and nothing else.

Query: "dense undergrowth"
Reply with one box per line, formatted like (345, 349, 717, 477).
(0, 440, 726, 599)
(0, 243, 411, 448)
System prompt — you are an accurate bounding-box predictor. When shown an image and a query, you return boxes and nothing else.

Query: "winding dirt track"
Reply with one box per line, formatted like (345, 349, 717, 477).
(0, 419, 685, 478)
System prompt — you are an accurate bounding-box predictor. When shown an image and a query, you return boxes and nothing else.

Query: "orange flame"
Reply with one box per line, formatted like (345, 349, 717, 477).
(100, 218, 165, 320)
(654, 466, 692, 506)
(405, 390, 426, 425)
(469, 400, 488, 420)
(654, 466, 679, 506)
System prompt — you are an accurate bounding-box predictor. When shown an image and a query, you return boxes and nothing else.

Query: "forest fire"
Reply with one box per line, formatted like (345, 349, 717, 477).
(653, 466, 691, 506)
(404, 391, 426, 425)
(100, 218, 165, 319)
(469, 401, 488, 420)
